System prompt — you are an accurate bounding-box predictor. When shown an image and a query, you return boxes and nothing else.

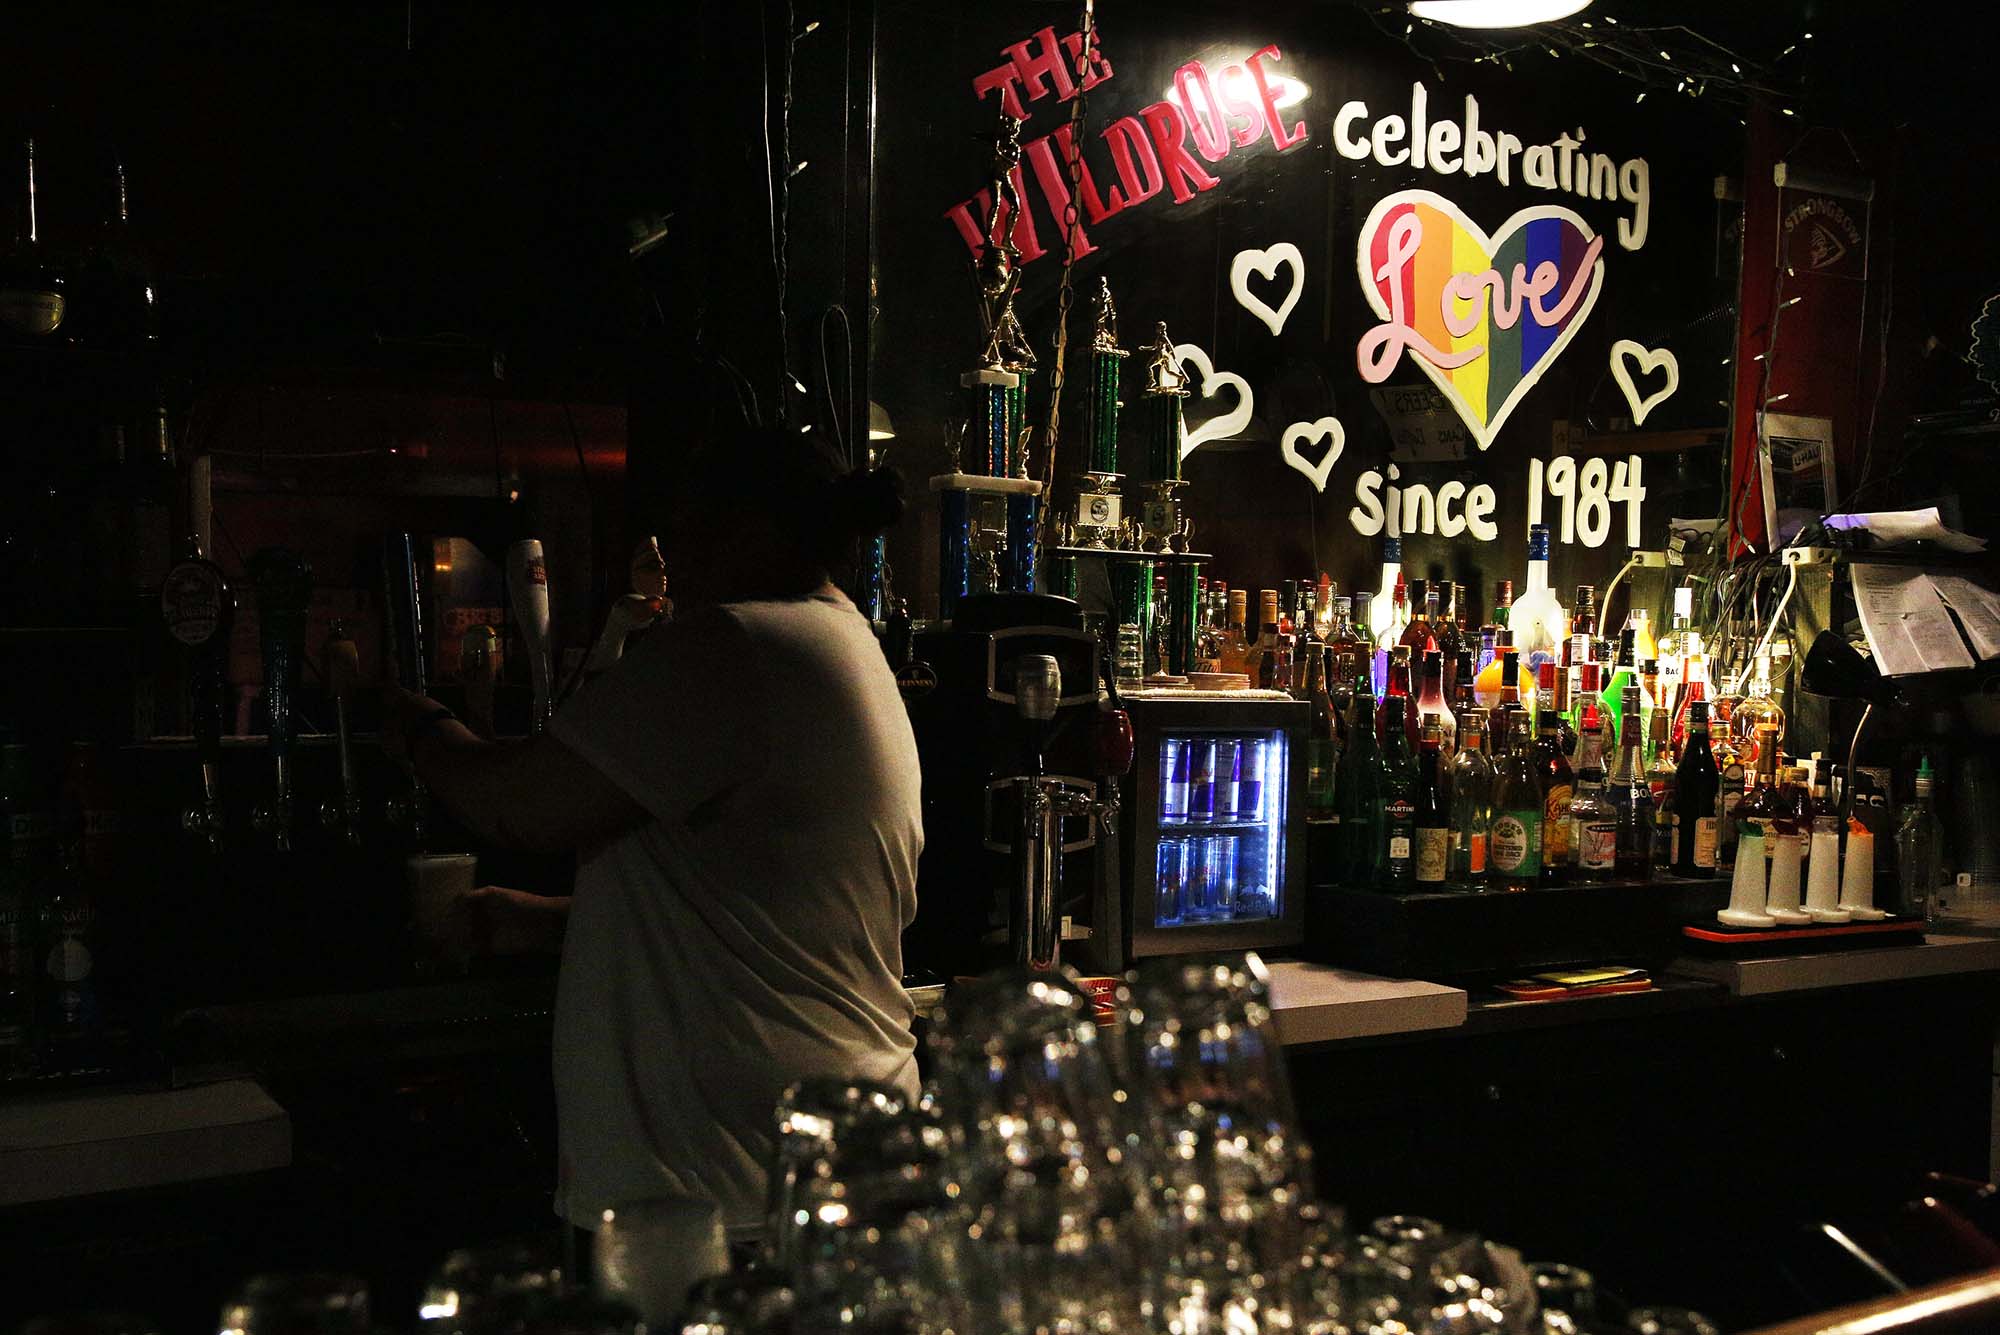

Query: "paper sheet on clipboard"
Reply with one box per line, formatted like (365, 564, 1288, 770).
(1850, 564, 1979, 676)
(1930, 575, 2000, 660)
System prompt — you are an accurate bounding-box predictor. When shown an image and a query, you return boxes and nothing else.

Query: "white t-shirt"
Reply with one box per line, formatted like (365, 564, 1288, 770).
(549, 586, 921, 1240)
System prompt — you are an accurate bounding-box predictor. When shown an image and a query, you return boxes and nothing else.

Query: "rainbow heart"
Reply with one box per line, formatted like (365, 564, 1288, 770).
(1355, 190, 1605, 451)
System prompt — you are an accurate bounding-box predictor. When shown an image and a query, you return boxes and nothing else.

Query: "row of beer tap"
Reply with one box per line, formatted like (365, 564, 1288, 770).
(159, 533, 557, 855)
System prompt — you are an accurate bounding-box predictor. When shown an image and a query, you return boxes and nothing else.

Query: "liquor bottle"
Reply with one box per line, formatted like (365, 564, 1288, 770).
(1448, 709, 1495, 888)
(1400, 583, 1440, 659)
(1598, 627, 1654, 752)
(1312, 573, 1337, 645)
(1487, 712, 1543, 889)
(1672, 701, 1723, 877)
(1413, 715, 1450, 887)
(1296, 579, 1318, 648)
(1333, 593, 1370, 696)
(1733, 651, 1786, 773)
(1568, 662, 1603, 757)
(1568, 705, 1618, 882)
(1657, 586, 1696, 717)
(0, 139, 68, 340)
(1372, 574, 1410, 697)
(1367, 538, 1407, 690)
(1509, 524, 1568, 675)
(1897, 758, 1946, 922)
(1335, 685, 1382, 883)
(1534, 690, 1576, 882)
(1733, 723, 1784, 867)
(1671, 640, 1710, 761)
(1606, 684, 1656, 880)
(1272, 631, 1296, 694)
(1537, 661, 1577, 759)
(1278, 580, 1298, 638)
(1218, 588, 1251, 677)
(1646, 703, 1678, 872)
(1377, 647, 1419, 750)
(1638, 659, 1663, 765)
(1474, 631, 1535, 719)
(1474, 582, 1511, 675)
(1417, 648, 1457, 758)
(1629, 608, 1659, 669)
(40, 802, 97, 1053)
(1713, 710, 1745, 871)
(1433, 584, 1461, 698)
(1566, 583, 1598, 705)
(1488, 647, 1530, 740)
(1378, 695, 1419, 888)
(1305, 647, 1339, 818)
(1451, 648, 1477, 718)
(1246, 589, 1280, 686)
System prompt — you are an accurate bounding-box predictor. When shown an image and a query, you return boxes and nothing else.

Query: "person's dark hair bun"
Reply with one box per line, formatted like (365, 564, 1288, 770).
(821, 466, 905, 540)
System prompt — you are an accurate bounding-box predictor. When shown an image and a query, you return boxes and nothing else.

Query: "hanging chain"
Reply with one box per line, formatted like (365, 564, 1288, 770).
(1038, 0, 1096, 513)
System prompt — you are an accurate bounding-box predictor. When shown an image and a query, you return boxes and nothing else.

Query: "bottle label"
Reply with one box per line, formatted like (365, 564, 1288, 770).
(1307, 740, 1335, 806)
(1490, 812, 1540, 874)
(1542, 784, 1574, 860)
(1578, 821, 1619, 870)
(1464, 831, 1488, 875)
(1692, 816, 1719, 869)
(1388, 834, 1412, 862)
(1414, 827, 1449, 882)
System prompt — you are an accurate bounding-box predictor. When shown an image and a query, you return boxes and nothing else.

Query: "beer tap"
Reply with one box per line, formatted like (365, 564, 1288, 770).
(1004, 656, 1103, 973)
(382, 532, 430, 845)
(248, 547, 313, 852)
(508, 539, 553, 732)
(162, 540, 234, 853)
(317, 621, 364, 847)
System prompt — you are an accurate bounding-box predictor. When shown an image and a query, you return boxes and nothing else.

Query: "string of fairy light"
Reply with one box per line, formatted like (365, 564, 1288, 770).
(1361, 4, 1814, 118)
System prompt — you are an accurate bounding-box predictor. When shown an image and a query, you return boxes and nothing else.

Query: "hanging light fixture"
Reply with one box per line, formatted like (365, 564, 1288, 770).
(1406, 0, 1593, 27)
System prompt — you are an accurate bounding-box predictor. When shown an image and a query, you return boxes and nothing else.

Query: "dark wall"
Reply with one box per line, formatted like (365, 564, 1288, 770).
(872, 0, 1747, 619)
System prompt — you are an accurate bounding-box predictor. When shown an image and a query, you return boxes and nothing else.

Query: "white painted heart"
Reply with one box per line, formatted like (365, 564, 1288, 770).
(1608, 339, 1679, 426)
(1230, 242, 1304, 338)
(1172, 342, 1255, 460)
(1281, 416, 1345, 493)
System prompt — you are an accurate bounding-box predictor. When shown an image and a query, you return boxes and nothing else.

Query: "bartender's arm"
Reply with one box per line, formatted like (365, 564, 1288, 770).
(384, 689, 645, 853)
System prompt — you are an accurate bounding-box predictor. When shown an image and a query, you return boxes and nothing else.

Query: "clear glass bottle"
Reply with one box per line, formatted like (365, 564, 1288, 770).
(1656, 585, 1696, 718)
(1606, 684, 1656, 880)
(1413, 716, 1450, 887)
(1566, 583, 1598, 706)
(1367, 538, 1406, 694)
(1568, 707, 1618, 882)
(1312, 573, 1337, 645)
(1671, 638, 1710, 762)
(1217, 588, 1250, 677)
(1733, 723, 1784, 867)
(1508, 524, 1568, 676)
(1598, 627, 1654, 753)
(1448, 709, 1495, 889)
(1487, 712, 1544, 890)
(1896, 758, 1946, 922)
(1732, 651, 1786, 774)
(1417, 647, 1457, 759)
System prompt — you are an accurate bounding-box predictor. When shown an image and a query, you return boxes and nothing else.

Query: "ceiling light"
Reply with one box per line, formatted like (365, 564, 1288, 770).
(1406, 0, 1592, 27)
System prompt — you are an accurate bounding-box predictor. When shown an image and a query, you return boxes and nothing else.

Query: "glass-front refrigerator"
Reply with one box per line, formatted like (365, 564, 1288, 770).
(1088, 694, 1308, 970)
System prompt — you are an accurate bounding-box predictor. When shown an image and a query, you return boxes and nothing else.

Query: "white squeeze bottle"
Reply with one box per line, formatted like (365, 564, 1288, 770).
(1508, 523, 1567, 677)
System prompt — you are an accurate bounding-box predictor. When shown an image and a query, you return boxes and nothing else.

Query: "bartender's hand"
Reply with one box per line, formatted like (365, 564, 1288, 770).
(435, 886, 571, 959)
(382, 685, 450, 764)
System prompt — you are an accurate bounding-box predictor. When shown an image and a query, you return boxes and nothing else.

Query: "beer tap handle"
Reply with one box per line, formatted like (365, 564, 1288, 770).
(248, 547, 313, 852)
(508, 539, 553, 733)
(163, 543, 234, 852)
(318, 621, 363, 846)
